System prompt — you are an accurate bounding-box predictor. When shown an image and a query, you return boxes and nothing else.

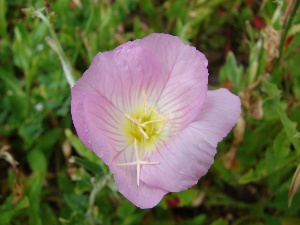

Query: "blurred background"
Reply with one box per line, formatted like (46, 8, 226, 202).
(1, 0, 300, 224)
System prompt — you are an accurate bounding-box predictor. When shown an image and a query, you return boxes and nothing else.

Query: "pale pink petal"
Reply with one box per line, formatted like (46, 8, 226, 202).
(82, 94, 127, 164)
(110, 150, 167, 209)
(71, 43, 166, 151)
(140, 89, 241, 191)
(87, 43, 166, 112)
(71, 90, 93, 149)
(136, 33, 208, 132)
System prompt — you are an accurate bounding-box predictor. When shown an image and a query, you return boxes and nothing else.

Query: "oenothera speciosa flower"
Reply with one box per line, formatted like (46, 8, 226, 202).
(71, 33, 241, 209)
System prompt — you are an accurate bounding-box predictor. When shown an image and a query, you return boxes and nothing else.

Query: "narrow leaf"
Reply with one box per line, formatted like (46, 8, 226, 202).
(288, 164, 300, 207)
(276, 106, 300, 153)
(64, 129, 100, 163)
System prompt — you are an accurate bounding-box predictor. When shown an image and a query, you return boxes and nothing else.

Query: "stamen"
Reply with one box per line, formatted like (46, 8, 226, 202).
(131, 121, 134, 133)
(125, 114, 146, 127)
(142, 118, 166, 125)
(138, 124, 149, 139)
(125, 114, 149, 140)
(150, 107, 160, 116)
(141, 107, 169, 134)
(143, 91, 148, 114)
(150, 123, 154, 134)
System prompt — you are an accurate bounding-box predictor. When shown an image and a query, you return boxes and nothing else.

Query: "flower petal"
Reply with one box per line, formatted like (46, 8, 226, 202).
(136, 33, 208, 131)
(71, 90, 93, 149)
(82, 94, 127, 164)
(71, 42, 166, 150)
(140, 88, 241, 191)
(90, 43, 166, 112)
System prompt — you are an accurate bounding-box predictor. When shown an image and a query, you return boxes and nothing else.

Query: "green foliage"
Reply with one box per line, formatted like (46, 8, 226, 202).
(1, 0, 300, 224)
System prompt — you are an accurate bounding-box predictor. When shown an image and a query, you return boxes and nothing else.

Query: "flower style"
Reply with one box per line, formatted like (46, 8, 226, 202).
(71, 33, 241, 209)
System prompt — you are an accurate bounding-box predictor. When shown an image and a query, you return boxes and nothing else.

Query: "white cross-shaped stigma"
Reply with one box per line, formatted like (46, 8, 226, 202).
(116, 139, 160, 186)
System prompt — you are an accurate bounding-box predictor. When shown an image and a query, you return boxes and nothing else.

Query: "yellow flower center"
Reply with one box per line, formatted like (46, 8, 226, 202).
(123, 92, 168, 150)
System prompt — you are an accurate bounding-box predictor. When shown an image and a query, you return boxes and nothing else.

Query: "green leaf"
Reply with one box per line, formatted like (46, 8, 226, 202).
(273, 129, 291, 158)
(265, 147, 277, 173)
(276, 105, 300, 153)
(58, 172, 75, 193)
(27, 150, 47, 172)
(117, 200, 135, 219)
(288, 164, 300, 207)
(26, 173, 44, 225)
(0, 0, 8, 38)
(13, 196, 30, 211)
(0, 67, 23, 95)
(35, 128, 61, 155)
(179, 214, 206, 225)
(71, 156, 104, 175)
(239, 160, 267, 184)
(211, 218, 228, 225)
(212, 156, 234, 183)
(59, 211, 89, 225)
(262, 78, 281, 101)
(65, 129, 101, 163)
(219, 51, 243, 86)
(176, 188, 198, 206)
(12, 23, 32, 74)
(64, 194, 89, 212)
(0, 196, 30, 225)
(40, 204, 59, 225)
(294, 132, 300, 138)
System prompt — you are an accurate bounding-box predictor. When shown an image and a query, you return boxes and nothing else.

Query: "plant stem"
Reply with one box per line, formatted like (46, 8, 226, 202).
(39, 0, 76, 87)
(87, 175, 110, 225)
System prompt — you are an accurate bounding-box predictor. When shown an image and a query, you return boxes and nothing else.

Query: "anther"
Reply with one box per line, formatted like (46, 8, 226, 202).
(125, 114, 146, 127)
(125, 114, 149, 140)
(138, 124, 149, 139)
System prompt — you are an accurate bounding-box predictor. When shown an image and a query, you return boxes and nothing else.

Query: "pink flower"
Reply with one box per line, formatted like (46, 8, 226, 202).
(71, 33, 241, 209)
